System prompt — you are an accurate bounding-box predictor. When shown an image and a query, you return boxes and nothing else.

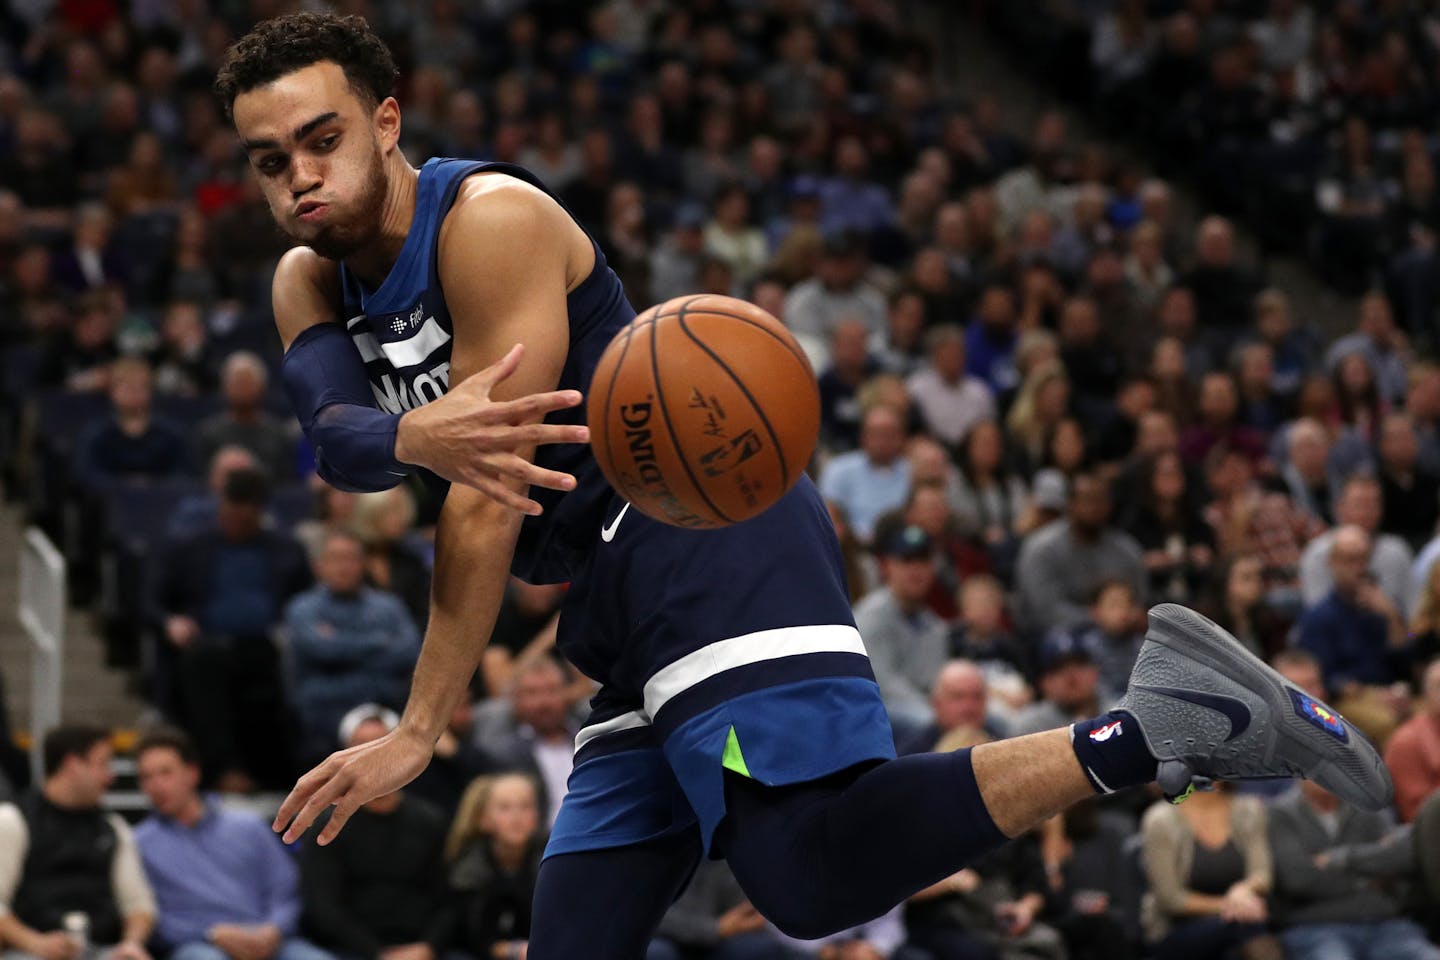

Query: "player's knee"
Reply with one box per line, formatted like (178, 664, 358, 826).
(746, 889, 846, 942)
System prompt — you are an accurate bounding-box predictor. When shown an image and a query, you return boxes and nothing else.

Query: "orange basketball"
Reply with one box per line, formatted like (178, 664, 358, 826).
(588, 294, 820, 528)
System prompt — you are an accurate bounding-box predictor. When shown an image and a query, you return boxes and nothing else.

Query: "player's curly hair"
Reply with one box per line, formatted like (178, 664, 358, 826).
(214, 12, 398, 122)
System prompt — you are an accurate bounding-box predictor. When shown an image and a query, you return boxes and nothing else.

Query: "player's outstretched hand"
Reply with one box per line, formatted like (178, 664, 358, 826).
(394, 343, 591, 514)
(272, 725, 434, 846)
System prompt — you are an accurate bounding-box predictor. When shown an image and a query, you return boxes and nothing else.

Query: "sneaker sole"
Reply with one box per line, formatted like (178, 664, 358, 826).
(1118, 603, 1393, 810)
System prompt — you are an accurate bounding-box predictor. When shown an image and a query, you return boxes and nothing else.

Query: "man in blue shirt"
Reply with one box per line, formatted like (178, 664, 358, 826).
(1295, 525, 1409, 696)
(133, 728, 333, 960)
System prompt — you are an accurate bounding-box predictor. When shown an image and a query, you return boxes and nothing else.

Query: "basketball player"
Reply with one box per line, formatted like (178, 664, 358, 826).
(218, 15, 1391, 958)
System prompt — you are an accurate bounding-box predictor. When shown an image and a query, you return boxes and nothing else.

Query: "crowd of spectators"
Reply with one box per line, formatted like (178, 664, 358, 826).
(982, 0, 1440, 333)
(0, 0, 1439, 959)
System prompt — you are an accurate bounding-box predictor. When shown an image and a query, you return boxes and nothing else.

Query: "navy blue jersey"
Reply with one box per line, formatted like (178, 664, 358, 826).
(338, 158, 634, 583)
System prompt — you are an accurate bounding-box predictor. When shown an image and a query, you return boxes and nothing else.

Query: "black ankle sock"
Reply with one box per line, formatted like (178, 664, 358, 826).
(1070, 711, 1158, 794)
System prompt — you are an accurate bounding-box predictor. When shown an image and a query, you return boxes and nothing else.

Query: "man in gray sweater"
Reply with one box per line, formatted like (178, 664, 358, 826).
(1014, 472, 1146, 638)
(1268, 780, 1437, 960)
(852, 525, 949, 737)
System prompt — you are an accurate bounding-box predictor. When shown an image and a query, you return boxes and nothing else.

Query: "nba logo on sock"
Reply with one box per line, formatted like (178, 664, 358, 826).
(1288, 689, 1349, 742)
(1090, 720, 1123, 742)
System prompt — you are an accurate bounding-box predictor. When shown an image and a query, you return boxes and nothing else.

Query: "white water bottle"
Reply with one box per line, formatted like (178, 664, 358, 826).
(61, 912, 89, 960)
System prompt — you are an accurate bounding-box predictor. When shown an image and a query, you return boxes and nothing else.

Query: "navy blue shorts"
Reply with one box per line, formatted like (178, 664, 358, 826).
(545, 475, 896, 859)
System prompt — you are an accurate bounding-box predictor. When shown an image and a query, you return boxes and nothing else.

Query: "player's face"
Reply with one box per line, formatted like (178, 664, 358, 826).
(232, 61, 393, 261)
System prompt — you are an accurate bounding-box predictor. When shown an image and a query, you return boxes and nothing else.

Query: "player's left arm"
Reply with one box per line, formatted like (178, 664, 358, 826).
(274, 178, 583, 844)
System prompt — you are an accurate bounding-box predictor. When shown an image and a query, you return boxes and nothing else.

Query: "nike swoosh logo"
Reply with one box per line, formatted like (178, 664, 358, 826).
(601, 502, 631, 543)
(1133, 685, 1252, 741)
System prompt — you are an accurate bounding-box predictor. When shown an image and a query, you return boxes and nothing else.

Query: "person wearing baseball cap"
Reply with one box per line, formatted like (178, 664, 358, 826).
(855, 524, 950, 738)
(1010, 631, 1105, 737)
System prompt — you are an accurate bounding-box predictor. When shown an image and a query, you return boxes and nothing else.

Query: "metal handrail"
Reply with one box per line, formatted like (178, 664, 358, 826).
(17, 527, 64, 785)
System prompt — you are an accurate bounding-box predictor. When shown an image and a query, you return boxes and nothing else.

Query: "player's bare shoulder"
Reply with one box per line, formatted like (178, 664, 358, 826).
(272, 245, 344, 349)
(439, 172, 594, 293)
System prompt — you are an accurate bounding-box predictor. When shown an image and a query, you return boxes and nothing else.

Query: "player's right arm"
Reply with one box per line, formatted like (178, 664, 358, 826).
(272, 246, 588, 510)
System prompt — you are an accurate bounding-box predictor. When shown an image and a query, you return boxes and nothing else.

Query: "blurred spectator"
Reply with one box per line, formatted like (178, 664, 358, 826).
(1139, 785, 1278, 960)
(853, 524, 947, 735)
(952, 420, 1030, 551)
(949, 576, 1033, 722)
(703, 183, 767, 289)
(872, 288, 928, 379)
(293, 483, 358, 566)
(148, 300, 218, 397)
(1299, 474, 1414, 613)
(445, 774, 546, 960)
(1374, 412, 1439, 552)
(133, 728, 331, 960)
(906, 325, 995, 451)
(1043, 797, 1144, 960)
(154, 468, 311, 791)
(1233, 342, 1284, 438)
(817, 319, 878, 453)
(885, 482, 989, 621)
(351, 486, 433, 635)
(649, 202, 707, 303)
(51, 202, 126, 293)
(904, 821, 1062, 960)
(301, 707, 455, 960)
(1014, 472, 1146, 637)
(1294, 525, 1410, 743)
(1122, 451, 1215, 606)
(1058, 296, 1121, 420)
(284, 531, 420, 760)
(471, 656, 579, 830)
(963, 284, 1019, 397)
(1204, 554, 1284, 660)
(651, 859, 797, 960)
(0, 726, 156, 960)
(1178, 372, 1266, 468)
(73, 356, 189, 495)
(0, 676, 26, 802)
(1180, 217, 1258, 345)
(783, 232, 886, 356)
(1269, 780, 1440, 960)
(1012, 633, 1107, 736)
(1278, 418, 1340, 524)
(1409, 566, 1440, 683)
(1055, 580, 1146, 706)
(1093, 376, 1157, 467)
(167, 445, 261, 541)
(818, 404, 911, 544)
(1383, 658, 1440, 825)
(195, 352, 295, 484)
(818, 136, 896, 241)
(1326, 293, 1411, 408)
(1005, 362, 1070, 471)
(1204, 445, 1324, 604)
(1250, 288, 1314, 401)
(895, 659, 1003, 756)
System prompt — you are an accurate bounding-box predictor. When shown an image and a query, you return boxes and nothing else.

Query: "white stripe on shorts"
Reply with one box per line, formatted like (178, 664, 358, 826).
(573, 709, 650, 756)
(642, 623, 868, 719)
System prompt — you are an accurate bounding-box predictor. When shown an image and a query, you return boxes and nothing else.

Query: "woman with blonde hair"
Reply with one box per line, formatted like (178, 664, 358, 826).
(1006, 361, 1070, 471)
(351, 486, 432, 627)
(447, 773, 546, 960)
(1407, 560, 1440, 683)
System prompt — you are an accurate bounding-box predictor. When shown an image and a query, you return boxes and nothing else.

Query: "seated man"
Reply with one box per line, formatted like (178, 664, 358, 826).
(896, 660, 1005, 755)
(284, 531, 420, 761)
(1011, 633, 1107, 737)
(300, 707, 454, 960)
(649, 860, 801, 960)
(0, 726, 155, 960)
(72, 356, 189, 496)
(1269, 778, 1439, 960)
(134, 727, 333, 960)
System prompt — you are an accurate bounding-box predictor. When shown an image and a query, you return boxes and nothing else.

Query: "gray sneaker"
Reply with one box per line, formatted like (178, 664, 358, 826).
(1116, 603, 1394, 810)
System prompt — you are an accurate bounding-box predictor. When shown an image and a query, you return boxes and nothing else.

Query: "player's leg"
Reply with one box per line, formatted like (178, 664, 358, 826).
(714, 728, 1105, 940)
(527, 828, 702, 960)
(718, 604, 1393, 938)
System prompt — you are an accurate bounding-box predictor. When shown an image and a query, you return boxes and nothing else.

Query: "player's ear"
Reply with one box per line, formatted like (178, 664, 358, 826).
(374, 96, 401, 151)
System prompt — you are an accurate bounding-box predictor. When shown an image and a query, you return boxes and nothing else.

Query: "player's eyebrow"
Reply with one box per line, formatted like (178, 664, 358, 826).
(241, 111, 340, 153)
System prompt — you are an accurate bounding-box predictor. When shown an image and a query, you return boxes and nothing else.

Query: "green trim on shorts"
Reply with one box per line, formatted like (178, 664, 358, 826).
(722, 726, 751, 778)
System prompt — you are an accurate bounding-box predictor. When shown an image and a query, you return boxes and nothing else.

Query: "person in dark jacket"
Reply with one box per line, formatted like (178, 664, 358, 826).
(153, 468, 312, 791)
(301, 707, 455, 960)
(445, 773, 546, 960)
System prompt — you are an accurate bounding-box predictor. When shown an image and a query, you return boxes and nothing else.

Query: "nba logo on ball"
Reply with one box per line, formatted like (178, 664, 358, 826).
(589, 294, 820, 528)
